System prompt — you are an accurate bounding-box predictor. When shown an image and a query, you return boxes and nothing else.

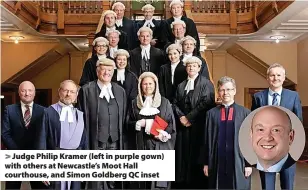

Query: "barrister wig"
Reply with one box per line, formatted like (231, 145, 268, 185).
(171, 20, 186, 29)
(112, 2, 126, 10)
(114, 49, 130, 59)
(169, 0, 184, 8)
(96, 57, 116, 68)
(137, 72, 161, 109)
(105, 29, 121, 38)
(141, 4, 155, 12)
(137, 26, 153, 37)
(92, 37, 109, 46)
(180, 35, 197, 46)
(183, 56, 202, 67)
(102, 10, 117, 19)
(166, 43, 182, 55)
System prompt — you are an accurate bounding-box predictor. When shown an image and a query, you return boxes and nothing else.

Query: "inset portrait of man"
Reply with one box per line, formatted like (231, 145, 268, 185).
(250, 106, 296, 173)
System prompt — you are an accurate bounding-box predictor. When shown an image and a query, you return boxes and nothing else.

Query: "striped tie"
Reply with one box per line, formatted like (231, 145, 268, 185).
(24, 105, 31, 128)
(272, 93, 279, 106)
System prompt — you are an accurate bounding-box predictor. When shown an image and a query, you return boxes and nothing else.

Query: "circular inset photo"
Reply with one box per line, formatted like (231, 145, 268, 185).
(239, 105, 305, 172)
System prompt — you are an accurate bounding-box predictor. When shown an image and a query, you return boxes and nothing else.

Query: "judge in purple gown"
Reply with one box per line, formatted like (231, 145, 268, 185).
(173, 56, 215, 189)
(159, 43, 187, 102)
(79, 37, 111, 86)
(201, 76, 252, 189)
(38, 80, 87, 190)
(180, 35, 210, 79)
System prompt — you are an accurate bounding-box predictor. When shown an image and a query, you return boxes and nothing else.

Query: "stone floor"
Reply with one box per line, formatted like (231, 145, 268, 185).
(1, 162, 308, 190)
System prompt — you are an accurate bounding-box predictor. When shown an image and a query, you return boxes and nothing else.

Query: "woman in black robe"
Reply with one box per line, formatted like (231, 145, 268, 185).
(180, 35, 210, 80)
(111, 49, 138, 106)
(173, 56, 216, 189)
(128, 72, 176, 190)
(159, 43, 187, 102)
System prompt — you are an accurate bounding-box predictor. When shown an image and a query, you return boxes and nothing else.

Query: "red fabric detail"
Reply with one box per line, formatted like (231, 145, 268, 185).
(221, 107, 226, 121)
(228, 107, 234, 121)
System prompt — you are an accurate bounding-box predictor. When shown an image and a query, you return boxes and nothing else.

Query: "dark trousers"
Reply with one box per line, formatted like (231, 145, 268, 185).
(6, 181, 49, 190)
(97, 140, 119, 190)
(259, 163, 296, 190)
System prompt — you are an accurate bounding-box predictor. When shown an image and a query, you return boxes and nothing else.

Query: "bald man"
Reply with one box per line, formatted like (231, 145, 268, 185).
(1, 81, 47, 189)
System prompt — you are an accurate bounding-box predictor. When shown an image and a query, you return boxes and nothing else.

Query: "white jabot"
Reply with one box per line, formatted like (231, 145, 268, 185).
(182, 53, 193, 62)
(20, 101, 34, 117)
(106, 26, 116, 33)
(173, 16, 182, 21)
(185, 73, 199, 94)
(143, 19, 155, 27)
(139, 96, 160, 116)
(116, 19, 123, 27)
(175, 38, 183, 44)
(171, 61, 180, 84)
(97, 80, 114, 102)
(109, 46, 118, 58)
(117, 69, 125, 84)
(58, 101, 74, 123)
(140, 44, 151, 60)
(97, 54, 107, 60)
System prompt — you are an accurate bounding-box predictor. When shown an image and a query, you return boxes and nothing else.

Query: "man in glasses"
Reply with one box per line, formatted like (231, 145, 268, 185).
(201, 76, 252, 190)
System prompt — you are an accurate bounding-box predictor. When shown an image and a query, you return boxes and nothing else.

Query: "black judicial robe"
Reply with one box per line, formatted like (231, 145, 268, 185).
(173, 76, 215, 185)
(127, 97, 176, 189)
(111, 69, 138, 106)
(130, 46, 165, 77)
(161, 16, 200, 53)
(136, 19, 162, 48)
(180, 55, 210, 80)
(79, 54, 113, 86)
(116, 17, 137, 50)
(37, 107, 87, 190)
(158, 61, 187, 102)
(202, 103, 251, 189)
(77, 81, 127, 151)
(95, 24, 129, 50)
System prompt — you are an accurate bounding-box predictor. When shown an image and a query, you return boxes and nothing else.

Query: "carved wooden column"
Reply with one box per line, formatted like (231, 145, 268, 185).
(229, 1, 237, 34)
(102, 1, 111, 11)
(57, 1, 64, 34)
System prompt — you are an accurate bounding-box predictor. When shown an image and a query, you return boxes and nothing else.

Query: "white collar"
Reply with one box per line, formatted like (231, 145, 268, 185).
(20, 101, 33, 108)
(185, 74, 199, 93)
(106, 26, 116, 31)
(97, 54, 107, 60)
(269, 88, 282, 96)
(173, 16, 182, 21)
(58, 101, 74, 123)
(97, 80, 114, 102)
(144, 19, 155, 27)
(188, 73, 199, 81)
(117, 69, 125, 84)
(140, 45, 151, 59)
(109, 46, 118, 50)
(222, 101, 234, 107)
(115, 19, 123, 27)
(140, 44, 151, 50)
(139, 95, 160, 116)
(171, 61, 180, 68)
(184, 53, 193, 57)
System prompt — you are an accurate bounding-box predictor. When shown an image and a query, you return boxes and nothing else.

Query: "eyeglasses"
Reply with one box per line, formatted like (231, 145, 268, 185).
(96, 45, 108, 48)
(218, 88, 234, 93)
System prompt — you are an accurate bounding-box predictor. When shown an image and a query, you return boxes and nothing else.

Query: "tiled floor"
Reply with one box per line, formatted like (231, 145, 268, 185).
(1, 162, 308, 190)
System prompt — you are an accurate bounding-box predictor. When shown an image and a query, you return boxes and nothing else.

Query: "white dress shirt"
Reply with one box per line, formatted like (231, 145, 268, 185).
(140, 44, 151, 60)
(268, 88, 282, 105)
(171, 61, 180, 84)
(58, 101, 74, 123)
(257, 154, 289, 172)
(182, 53, 193, 63)
(21, 101, 34, 117)
(173, 16, 182, 21)
(109, 46, 118, 58)
(143, 19, 155, 28)
(97, 80, 114, 102)
(115, 19, 123, 27)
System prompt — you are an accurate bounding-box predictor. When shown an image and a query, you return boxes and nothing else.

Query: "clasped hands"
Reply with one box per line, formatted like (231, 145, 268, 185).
(180, 116, 191, 127)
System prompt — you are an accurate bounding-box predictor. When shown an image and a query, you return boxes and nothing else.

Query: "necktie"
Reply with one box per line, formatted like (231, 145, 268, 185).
(24, 105, 31, 128)
(272, 93, 279, 106)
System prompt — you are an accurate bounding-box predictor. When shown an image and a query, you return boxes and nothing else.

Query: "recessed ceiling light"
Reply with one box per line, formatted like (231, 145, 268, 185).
(270, 35, 285, 43)
(9, 36, 24, 44)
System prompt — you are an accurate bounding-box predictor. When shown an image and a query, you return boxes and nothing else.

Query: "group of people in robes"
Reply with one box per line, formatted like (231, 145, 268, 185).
(2, 0, 303, 190)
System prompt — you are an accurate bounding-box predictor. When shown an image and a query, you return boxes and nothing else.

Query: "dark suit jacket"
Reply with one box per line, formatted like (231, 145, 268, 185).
(95, 24, 128, 50)
(251, 88, 303, 122)
(116, 17, 137, 50)
(253, 154, 296, 172)
(1, 103, 45, 150)
(161, 16, 200, 53)
(129, 46, 165, 77)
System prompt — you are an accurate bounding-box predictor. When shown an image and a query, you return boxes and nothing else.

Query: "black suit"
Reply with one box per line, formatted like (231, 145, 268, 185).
(95, 24, 128, 50)
(129, 46, 165, 77)
(115, 17, 137, 50)
(1, 102, 48, 189)
(161, 16, 200, 54)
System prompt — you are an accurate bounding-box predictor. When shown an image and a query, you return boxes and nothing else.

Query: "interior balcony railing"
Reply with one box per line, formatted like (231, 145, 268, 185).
(1, 0, 294, 35)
